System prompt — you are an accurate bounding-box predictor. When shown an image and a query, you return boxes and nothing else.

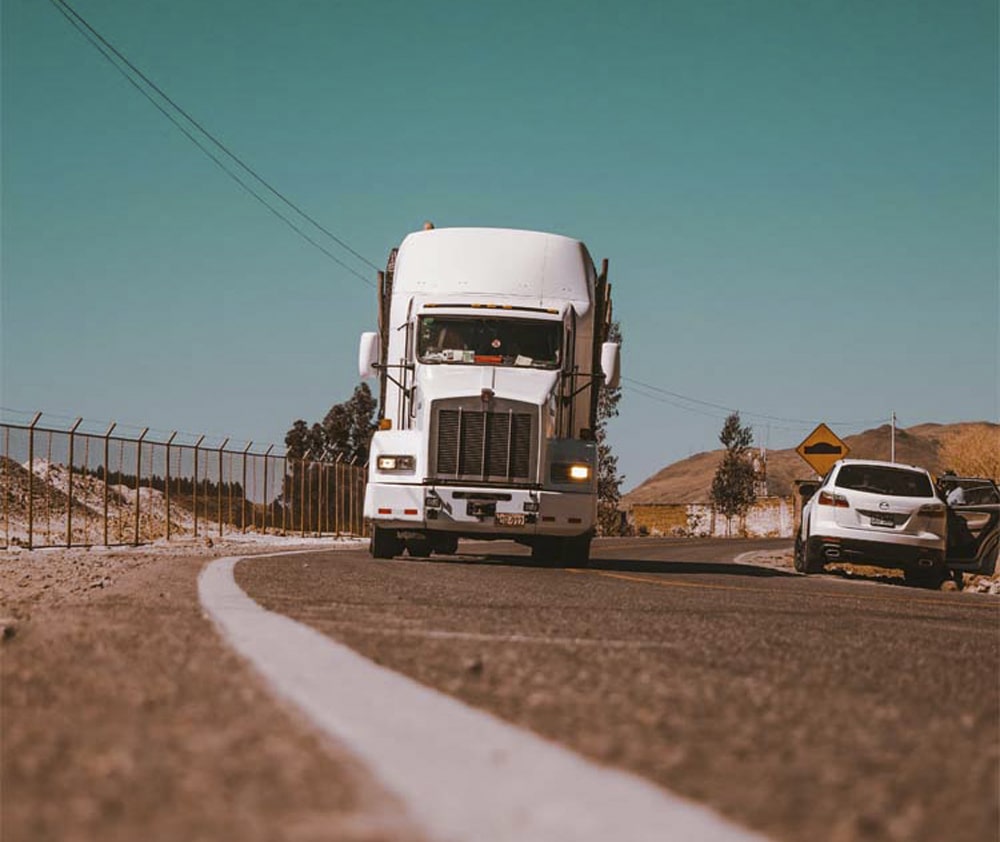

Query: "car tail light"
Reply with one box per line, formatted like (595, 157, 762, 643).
(818, 490, 849, 508)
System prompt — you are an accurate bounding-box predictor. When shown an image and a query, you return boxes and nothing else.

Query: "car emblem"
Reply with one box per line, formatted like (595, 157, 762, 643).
(879, 501, 890, 510)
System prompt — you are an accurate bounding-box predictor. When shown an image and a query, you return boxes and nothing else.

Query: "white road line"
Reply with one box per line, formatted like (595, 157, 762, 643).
(290, 617, 686, 651)
(199, 555, 771, 842)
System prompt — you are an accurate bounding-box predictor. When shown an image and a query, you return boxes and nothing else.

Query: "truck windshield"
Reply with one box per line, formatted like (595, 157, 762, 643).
(417, 316, 562, 368)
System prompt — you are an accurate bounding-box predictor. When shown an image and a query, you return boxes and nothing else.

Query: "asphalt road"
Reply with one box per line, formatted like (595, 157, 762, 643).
(236, 538, 1000, 842)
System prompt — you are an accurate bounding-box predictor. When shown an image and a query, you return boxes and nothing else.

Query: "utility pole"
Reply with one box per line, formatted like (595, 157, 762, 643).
(890, 411, 896, 463)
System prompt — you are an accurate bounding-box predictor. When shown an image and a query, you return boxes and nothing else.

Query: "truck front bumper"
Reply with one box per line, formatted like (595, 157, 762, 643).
(364, 482, 596, 537)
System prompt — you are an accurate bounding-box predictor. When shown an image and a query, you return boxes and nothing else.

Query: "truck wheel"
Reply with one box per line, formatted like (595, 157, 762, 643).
(406, 537, 432, 558)
(370, 526, 403, 559)
(432, 535, 459, 555)
(530, 538, 558, 565)
(559, 534, 592, 567)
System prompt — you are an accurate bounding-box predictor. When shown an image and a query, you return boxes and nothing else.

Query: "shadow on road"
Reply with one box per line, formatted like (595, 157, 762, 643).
(424, 552, 798, 579)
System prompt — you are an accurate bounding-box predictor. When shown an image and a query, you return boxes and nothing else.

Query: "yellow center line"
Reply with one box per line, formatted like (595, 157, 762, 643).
(569, 567, 999, 611)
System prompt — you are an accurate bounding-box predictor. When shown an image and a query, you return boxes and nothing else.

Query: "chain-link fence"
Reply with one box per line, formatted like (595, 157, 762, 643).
(0, 413, 367, 549)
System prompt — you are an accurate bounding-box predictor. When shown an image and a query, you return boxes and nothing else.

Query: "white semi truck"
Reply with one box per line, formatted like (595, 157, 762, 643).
(358, 226, 619, 565)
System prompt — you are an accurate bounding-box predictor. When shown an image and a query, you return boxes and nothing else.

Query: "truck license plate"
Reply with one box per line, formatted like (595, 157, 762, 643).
(495, 513, 525, 527)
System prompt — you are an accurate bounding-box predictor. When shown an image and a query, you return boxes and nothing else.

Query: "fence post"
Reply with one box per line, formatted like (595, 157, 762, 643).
(165, 432, 177, 540)
(300, 458, 306, 538)
(217, 438, 230, 538)
(349, 456, 358, 536)
(361, 460, 368, 537)
(193, 434, 205, 538)
(334, 455, 343, 536)
(133, 428, 149, 545)
(3, 424, 9, 548)
(26, 412, 42, 550)
(102, 421, 116, 546)
(282, 456, 288, 535)
(242, 441, 252, 533)
(318, 462, 325, 537)
(66, 417, 83, 548)
(262, 445, 274, 534)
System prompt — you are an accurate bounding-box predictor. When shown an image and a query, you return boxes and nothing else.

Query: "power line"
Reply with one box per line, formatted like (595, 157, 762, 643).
(623, 376, 886, 429)
(48, 0, 378, 287)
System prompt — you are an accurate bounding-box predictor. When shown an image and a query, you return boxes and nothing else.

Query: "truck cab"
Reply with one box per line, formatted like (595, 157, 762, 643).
(358, 227, 619, 565)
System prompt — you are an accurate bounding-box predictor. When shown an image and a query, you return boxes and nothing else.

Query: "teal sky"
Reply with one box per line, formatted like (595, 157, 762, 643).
(2, 0, 997, 490)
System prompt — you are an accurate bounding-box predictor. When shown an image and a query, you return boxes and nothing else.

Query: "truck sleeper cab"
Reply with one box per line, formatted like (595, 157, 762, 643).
(359, 227, 619, 566)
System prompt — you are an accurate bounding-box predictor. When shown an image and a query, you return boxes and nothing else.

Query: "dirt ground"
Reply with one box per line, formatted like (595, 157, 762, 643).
(0, 538, 425, 842)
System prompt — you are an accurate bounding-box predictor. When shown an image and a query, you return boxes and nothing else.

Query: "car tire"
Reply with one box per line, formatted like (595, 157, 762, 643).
(904, 564, 947, 589)
(793, 533, 808, 573)
(795, 531, 824, 574)
(978, 542, 999, 577)
(370, 526, 403, 559)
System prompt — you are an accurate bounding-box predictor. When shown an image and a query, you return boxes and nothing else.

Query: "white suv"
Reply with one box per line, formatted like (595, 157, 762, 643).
(795, 459, 948, 585)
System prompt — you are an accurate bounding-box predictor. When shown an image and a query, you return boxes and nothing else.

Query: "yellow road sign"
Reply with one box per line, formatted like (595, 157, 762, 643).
(796, 423, 849, 475)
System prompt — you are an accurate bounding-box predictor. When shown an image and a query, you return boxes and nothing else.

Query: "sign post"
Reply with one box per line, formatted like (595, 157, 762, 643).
(796, 423, 849, 476)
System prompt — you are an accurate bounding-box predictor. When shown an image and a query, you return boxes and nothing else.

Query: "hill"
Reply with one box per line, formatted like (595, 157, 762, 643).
(623, 421, 997, 505)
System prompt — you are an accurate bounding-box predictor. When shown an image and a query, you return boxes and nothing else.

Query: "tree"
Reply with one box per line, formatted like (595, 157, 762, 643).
(281, 383, 378, 533)
(285, 383, 378, 464)
(596, 321, 624, 535)
(710, 412, 756, 535)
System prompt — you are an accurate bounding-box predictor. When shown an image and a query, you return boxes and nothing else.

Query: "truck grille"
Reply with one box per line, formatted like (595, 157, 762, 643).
(433, 405, 534, 481)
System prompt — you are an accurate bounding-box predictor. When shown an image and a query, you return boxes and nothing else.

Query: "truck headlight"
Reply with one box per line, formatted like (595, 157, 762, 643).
(377, 455, 415, 471)
(551, 463, 591, 482)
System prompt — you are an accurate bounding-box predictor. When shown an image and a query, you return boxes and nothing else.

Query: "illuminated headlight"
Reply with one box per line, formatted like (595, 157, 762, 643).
(376, 455, 415, 471)
(551, 463, 592, 482)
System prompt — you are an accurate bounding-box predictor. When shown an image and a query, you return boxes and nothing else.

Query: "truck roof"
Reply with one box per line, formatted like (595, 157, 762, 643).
(391, 227, 595, 313)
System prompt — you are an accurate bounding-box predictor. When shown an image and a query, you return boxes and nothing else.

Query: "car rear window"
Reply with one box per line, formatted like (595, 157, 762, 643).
(835, 465, 934, 498)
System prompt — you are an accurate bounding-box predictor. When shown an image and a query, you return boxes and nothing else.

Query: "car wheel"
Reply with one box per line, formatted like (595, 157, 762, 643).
(904, 564, 947, 589)
(803, 539, 825, 574)
(978, 543, 998, 577)
(795, 531, 823, 574)
(370, 526, 403, 559)
(793, 533, 807, 573)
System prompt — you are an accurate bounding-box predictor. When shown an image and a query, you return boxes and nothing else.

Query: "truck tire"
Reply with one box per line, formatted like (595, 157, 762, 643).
(432, 534, 459, 555)
(405, 537, 432, 558)
(559, 533, 592, 567)
(531, 535, 591, 567)
(530, 538, 558, 565)
(370, 526, 403, 559)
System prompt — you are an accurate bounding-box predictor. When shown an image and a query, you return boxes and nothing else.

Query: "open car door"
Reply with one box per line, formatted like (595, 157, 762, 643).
(943, 478, 1000, 577)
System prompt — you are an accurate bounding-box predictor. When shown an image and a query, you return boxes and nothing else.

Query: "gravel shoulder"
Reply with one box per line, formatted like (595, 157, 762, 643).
(735, 547, 1000, 595)
(0, 538, 425, 842)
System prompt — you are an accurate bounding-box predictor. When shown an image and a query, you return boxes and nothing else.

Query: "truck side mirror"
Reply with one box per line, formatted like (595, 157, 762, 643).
(358, 332, 380, 379)
(600, 342, 621, 389)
